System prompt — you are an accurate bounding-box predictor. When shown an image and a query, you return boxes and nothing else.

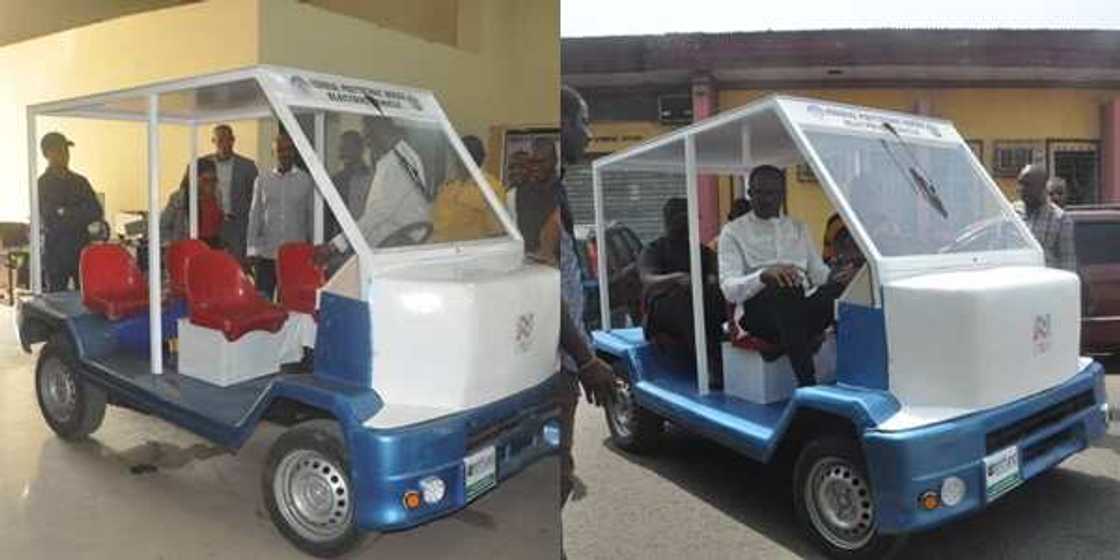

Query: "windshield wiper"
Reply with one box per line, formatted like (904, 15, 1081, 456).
(880, 122, 949, 219)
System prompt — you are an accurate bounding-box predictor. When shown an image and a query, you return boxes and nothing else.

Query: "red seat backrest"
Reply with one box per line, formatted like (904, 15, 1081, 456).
(80, 243, 145, 304)
(185, 249, 258, 310)
(167, 239, 210, 297)
(277, 242, 325, 313)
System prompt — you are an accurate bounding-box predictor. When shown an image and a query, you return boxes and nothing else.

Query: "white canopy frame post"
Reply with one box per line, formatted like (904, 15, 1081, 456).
(257, 84, 374, 300)
(312, 111, 325, 244)
(188, 123, 199, 238)
(685, 135, 710, 395)
(26, 108, 41, 294)
(146, 94, 163, 375)
(592, 164, 611, 331)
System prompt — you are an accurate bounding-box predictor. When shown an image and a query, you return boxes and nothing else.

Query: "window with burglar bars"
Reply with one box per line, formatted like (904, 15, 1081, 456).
(992, 140, 1044, 177)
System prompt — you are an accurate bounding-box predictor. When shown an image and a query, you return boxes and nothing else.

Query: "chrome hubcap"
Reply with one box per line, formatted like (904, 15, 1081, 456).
(274, 450, 353, 542)
(40, 357, 77, 423)
(805, 457, 875, 550)
(609, 378, 635, 438)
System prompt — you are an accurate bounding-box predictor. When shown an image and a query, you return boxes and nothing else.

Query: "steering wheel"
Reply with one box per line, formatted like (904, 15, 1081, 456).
(937, 216, 1009, 254)
(377, 221, 434, 248)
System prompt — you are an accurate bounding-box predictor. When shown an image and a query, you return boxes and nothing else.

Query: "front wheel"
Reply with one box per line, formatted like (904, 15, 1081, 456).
(263, 420, 365, 558)
(793, 436, 905, 559)
(35, 335, 107, 440)
(604, 371, 662, 453)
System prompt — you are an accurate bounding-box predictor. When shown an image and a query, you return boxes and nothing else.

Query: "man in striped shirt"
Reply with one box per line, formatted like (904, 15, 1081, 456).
(1015, 164, 1077, 273)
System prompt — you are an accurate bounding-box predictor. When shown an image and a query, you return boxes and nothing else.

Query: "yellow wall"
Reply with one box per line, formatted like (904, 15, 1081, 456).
(0, 0, 261, 224)
(258, 0, 559, 177)
(1, 0, 559, 223)
(717, 87, 1120, 248)
(0, 0, 186, 48)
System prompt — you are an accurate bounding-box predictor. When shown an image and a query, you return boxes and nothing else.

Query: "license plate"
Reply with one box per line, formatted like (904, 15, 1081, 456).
(464, 446, 497, 502)
(983, 446, 1022, 502)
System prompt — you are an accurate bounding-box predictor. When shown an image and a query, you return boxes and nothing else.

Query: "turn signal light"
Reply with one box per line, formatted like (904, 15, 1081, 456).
(919, 490, 940, 510)
(403, 490, 423, 510)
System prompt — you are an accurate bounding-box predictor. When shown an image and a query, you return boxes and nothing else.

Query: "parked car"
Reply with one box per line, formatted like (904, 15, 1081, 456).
(573, 222, 643, 330)
(1068, 204, 1120, 355)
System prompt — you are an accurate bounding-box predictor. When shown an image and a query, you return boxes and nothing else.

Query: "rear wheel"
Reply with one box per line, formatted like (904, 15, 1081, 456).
(604, 369, 662, 453)
(793, 436, 905, 559)
(263, 420, 364, 558)
(35, 335, 106, 440)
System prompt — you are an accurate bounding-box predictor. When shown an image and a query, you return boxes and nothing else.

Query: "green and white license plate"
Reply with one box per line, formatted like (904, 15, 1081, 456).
(983, 446, 1022, 502)
(464, 445, 497, 502)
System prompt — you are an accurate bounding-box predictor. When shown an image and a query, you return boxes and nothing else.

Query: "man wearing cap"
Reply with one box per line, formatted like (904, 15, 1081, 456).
(37, 132, 103, 292)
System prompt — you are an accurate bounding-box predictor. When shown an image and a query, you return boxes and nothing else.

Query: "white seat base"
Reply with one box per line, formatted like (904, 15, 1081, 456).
(178, 318, 301, 386)
(721, 333, 836, 404)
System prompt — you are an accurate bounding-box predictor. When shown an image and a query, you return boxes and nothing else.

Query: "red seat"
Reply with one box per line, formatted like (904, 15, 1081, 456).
(185, 249, 288, 341)
(167, 239, 211, 299)
(726, 304, 782, 355)
(277, 242, 324, 315)
(80, 243, 149, 320)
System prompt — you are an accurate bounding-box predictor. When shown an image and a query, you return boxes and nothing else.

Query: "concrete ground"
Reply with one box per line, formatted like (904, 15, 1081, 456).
(563, 371, 1120, 559)
(0, 307, 560, 559)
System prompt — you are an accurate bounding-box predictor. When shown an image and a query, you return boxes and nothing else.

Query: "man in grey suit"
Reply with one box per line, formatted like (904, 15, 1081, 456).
(205, 124, 259, 262)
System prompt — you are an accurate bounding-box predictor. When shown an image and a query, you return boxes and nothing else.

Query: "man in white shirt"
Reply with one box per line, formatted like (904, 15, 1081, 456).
(718, 165, 852, 387)
(246, 132, 315, 298)
(317, 115, 430, 261)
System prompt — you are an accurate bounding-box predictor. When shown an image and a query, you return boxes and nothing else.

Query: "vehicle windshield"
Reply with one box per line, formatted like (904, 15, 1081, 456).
(802, 128, 1033, 257)
(305, 108, 511, 252)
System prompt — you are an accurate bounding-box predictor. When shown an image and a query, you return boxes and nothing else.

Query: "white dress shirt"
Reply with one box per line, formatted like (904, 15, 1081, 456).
(718, 212, 831, 303)
(215, 157, 234, 213)
(331, 140, 428, 252)
(247, 166, 315, 260)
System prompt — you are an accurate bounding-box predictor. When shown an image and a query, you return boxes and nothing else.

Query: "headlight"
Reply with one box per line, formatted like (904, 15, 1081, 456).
(419, 476, 446, 505)
(542, 420, 561, 447)
(941, 476, 966, 507)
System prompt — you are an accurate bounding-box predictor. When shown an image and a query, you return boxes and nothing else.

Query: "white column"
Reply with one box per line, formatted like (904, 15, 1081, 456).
(147, 95, 163, 375)
(685, 135, 709, 394)
(592, 165, 611, 330)
(26, 109, 41, 294)
(188, 123, 198, 238)
(313, 112, 325, 244)
(188, 122, 199, 238)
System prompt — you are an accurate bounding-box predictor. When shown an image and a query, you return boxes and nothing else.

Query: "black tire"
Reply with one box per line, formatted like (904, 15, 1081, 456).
(793, 435, 906, 560)
(263, 420, 365, 558)
(604, 366, 663, 453)
(35, 334, 106, 440)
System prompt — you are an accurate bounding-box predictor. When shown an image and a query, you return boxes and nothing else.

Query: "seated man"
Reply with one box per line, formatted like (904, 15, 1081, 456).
(639, 198, 726, 388)
(718, 166, 853, 387)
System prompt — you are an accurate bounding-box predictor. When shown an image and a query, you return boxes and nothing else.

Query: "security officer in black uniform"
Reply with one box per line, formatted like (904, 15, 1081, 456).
(37, 132, 103, 292)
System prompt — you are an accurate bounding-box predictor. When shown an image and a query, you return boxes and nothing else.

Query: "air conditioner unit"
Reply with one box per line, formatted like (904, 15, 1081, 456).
(658, 94, 693, 125)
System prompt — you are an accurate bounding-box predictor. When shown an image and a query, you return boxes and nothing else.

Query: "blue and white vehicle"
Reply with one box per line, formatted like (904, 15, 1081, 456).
(589, 96, 1111, 558)
(15, 66, 562, 557)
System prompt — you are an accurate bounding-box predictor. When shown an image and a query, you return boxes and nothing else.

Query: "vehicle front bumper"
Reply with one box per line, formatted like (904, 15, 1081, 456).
(347, 375, 562, 532)
(863, 361, 1109, 535)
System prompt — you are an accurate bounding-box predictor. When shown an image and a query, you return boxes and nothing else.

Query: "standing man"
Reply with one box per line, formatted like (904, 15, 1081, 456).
(246, 132, 315, 298)
(546, 86, 614, 511)
(718, 165, 852, 388)
(325, 130, 372, 240)
(1048, 176, 1069, 209)
(207, 124, 259, 263)
(37, 132, 103, 292)
(1016, 164, 1076, 272)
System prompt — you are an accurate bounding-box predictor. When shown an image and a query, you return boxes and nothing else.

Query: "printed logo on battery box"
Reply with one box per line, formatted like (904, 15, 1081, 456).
(1033, 313, 1052, 356)
(515, 313, 535, 353)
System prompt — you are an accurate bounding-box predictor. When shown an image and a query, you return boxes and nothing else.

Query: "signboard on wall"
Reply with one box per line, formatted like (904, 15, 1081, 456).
(501, 128, 559, 186)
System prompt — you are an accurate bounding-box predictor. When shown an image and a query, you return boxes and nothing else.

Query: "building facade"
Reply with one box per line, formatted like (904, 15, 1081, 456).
(563, 30, 1120, 246)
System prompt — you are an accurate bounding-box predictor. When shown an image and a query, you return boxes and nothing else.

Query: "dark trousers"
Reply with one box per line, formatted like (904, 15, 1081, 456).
(741, 283, 842, 387)
(555, 372, 580, 507)
(254, 258, 277, 300)
(645, 287, 726, 386)
(46, 263, 79, 292)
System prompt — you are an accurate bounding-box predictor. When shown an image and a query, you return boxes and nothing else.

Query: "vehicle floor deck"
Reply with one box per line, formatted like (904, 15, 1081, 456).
(85, 351, 278, 429)
(634, 346, 791, 454)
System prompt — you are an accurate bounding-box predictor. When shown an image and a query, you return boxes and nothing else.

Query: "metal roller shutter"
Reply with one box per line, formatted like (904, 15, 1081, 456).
(564, 163, 686, 243)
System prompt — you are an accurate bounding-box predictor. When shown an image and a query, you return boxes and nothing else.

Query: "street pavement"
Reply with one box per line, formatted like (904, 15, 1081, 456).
(563, 371, 1120, 559)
